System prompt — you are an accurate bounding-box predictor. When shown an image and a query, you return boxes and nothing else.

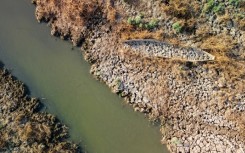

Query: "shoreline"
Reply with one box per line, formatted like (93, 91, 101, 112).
(32, 0, 245, 152)
(0, 65, 81, 152)
(86, 32, 245, 152)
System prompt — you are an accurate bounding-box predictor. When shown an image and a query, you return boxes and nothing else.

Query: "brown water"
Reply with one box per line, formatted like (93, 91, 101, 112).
(0, 0, 169, 153)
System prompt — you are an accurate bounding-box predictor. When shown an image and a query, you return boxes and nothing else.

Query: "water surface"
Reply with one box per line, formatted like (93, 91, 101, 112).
(0, 0, 168, 153)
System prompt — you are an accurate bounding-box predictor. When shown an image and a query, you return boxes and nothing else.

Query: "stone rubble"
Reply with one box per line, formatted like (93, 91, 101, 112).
(86, 31, 245, 153)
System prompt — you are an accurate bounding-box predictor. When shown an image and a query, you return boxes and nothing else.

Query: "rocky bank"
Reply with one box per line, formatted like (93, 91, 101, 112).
(0, 66, 80, 152)
(32, 0, 245, 152)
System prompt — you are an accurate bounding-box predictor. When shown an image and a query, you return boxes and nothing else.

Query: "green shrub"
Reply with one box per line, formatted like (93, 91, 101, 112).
(150, 19, 159, 27)
(229, 0, 241, 7)
(127, 15, 143, 26)
(138, 23, 143, 28)
(213, 3, 225, 15)
(203, 0, 215, 13)
(127, 17, 134, 25)
(135, 15, 142, 25)
(145, 19, 159, 30)
(127, 15, 159, 30)
(203, 0, 226, 15)
(172, 22, 182, 33)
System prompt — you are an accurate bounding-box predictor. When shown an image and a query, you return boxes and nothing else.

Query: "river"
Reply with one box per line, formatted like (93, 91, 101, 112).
(0, 0, 168, 153)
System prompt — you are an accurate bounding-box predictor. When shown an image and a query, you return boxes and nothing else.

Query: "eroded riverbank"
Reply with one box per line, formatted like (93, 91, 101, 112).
(0, 0, 168, 153)
(33, 0, 245, 152)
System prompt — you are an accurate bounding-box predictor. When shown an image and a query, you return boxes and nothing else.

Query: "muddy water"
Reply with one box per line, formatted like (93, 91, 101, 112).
(0, 0, 169, 153)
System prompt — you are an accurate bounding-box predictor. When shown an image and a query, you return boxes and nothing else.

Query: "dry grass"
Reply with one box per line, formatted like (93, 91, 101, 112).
(200, 34, 236, 53)
(118, 22, 187, 50)
(0, 135, 6, 148)
(35, 0, 102, 44)
(237, 18, 245, 31)
(161, 0, 201, 34)
(162, 0, 200, 19)
(123, 0, 140, 6)
(106, 5, 117, 23)
(216, 13, 232, 25)
(120, 29, 164, 41)
(225, 108, 245, 137)
(196, 24, 212, 38)
(164, 38, 182, 46)
(20, 123, 51, 143)
(118, 21, 183, 46)
(207, 59, 245, 84)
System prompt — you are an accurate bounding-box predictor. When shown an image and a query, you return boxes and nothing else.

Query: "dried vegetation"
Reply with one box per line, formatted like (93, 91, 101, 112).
(0, 69, 80, 152)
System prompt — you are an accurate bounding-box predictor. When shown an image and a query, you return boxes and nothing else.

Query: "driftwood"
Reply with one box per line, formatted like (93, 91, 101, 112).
(123, 39, 215, 62)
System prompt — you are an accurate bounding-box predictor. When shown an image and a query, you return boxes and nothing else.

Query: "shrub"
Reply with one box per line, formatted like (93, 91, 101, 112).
(127, 15, 142, 26)
(139, 23, 144, 28)
(172, 22, 182, 33)
(127, 15, 158, 30)
(203, 0, 225, 15)
(135, 15, 142, 25)
(229, 0, 241, 7)
(145, 19, 159, 30)
(127, 17, 134, 25)
(213, 3, 225, 15)
(203, 0, 215, 13)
